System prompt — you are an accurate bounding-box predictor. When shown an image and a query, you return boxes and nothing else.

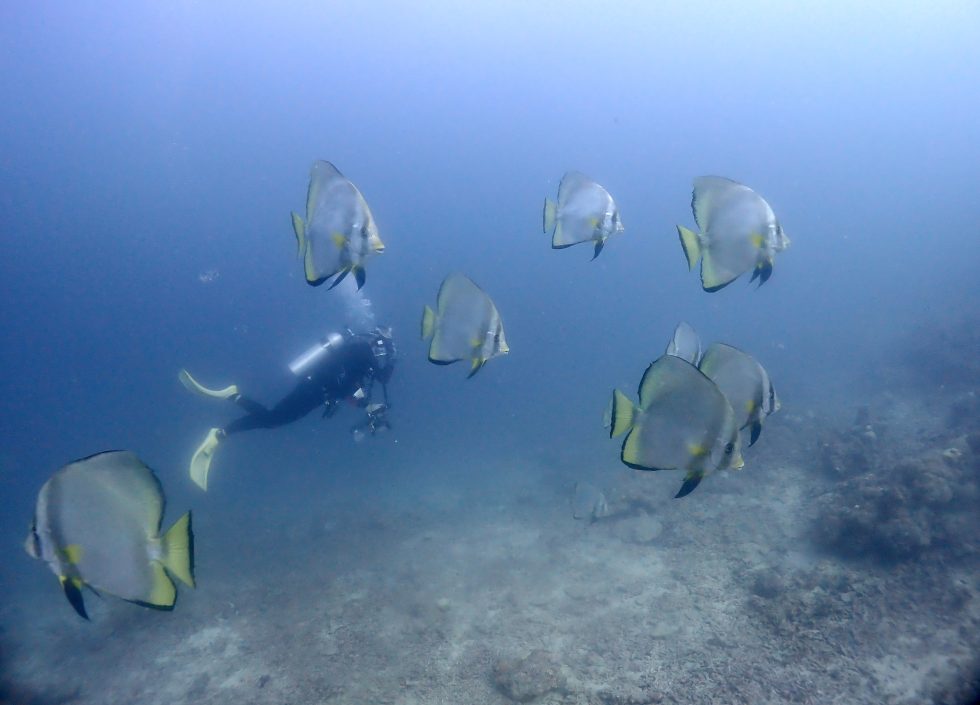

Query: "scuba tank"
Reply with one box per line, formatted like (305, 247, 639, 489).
(288, 332, 345, 376)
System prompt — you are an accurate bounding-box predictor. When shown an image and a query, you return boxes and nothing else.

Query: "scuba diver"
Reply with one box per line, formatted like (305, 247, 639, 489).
(179, 326, 396, 490)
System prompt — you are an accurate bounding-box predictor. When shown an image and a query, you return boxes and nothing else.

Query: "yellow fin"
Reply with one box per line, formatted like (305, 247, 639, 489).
(147, 561, 177, 608)
(160, 511, 194, 588)
(61, 544, 83, 565)
(677, 225, 702, 270)
(421, 305, 436, 340)
(331, 232, 348, 249)
(687, 443, 708, 457)
(467, 357, 485, 378)
(304, 246, 319, 283)
(621, 424, 645, 466)
(745, 399, 757, 413)
(750, 232, 764, 248)
(543, 198, 557, 234)
(609, 389, 636, 438)
(291, 212, 306, 257)
(700, 250, 734, 291)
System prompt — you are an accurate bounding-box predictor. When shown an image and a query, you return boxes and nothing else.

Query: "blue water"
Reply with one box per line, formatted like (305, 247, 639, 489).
(2, 2, 979, 703)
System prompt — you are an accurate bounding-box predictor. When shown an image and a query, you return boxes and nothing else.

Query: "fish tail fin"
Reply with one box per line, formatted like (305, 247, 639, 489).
(677, 225, 702, 270)
(421, 306, 436, 340)
(160, 511, 195, 588)
(543, 198, 557, 234)
(675, 473, 703, 498)
(609, 389, 636, 438)
(59, 576, 89, 619)
(290, 212, 306, 257)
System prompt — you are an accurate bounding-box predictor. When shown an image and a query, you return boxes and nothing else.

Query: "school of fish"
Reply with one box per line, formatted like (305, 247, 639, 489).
(26, 162, 788, 617)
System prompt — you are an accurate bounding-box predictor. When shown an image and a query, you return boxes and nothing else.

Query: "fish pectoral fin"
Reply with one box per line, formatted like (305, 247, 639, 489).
(750, 232, 765, 248)
(675, 473, 703, 498)
(59, 575, 89, 620)
(687, 443, 708, 458)
(161, 511, 195, 588)
(61, 544, 83, 564)
(330, 232, 348, 249)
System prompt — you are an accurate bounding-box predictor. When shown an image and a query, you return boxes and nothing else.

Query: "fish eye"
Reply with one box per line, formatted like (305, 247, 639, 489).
(724, 443, 734, 455)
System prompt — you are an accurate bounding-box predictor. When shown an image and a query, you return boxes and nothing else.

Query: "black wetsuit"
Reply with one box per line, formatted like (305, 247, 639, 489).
(225, 333, 390, 436)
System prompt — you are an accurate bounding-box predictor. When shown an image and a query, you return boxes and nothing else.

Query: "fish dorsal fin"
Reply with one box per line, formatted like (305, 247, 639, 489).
(307, 160, 344, 222)
(557, 171, 592, 206)
(636, 355, 695, 407)
(691, 175, 742, 233)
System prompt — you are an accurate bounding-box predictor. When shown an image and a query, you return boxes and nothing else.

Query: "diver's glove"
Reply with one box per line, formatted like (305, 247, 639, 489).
(366, 403, 390, 434)
(351, 403, 390, 442)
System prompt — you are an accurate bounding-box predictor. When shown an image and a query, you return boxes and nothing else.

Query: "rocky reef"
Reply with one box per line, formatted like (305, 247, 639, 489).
(813, 404, 980, 563)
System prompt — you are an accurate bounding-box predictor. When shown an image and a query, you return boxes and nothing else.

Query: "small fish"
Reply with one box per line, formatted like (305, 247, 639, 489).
(421, 273, 508, 378)
(572, 482, 609, 522)
(607, 354, 743, 498)
(665, 321, 702, 365)
(291, 160, 384, 290)
(24, 451, 194, 619)
(543, 171, 624, 259)
(676, 176, 789, 291)
(698, 343, 779, 446)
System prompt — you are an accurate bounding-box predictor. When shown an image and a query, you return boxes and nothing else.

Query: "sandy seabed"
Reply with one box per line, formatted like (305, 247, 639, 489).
(2, 391, 978, 705)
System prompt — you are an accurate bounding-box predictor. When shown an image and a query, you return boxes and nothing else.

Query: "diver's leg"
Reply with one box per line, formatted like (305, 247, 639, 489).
(230, 394, 271, 417)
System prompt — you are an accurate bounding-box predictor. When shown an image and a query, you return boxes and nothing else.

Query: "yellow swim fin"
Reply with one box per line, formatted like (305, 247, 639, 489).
(178, 370, 239, 400)
(189, 428, 222, 491)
